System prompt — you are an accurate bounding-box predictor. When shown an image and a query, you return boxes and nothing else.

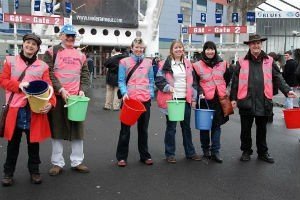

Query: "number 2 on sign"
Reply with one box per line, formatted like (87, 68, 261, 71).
(235, 27, 241, 33)
(54, 18, 60, 25)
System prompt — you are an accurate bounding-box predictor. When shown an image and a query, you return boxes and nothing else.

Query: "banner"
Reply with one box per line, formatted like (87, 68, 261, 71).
(65, 2, 72, 14)
(45, 2, 53, 13)
(215, 13, 222, 23)
(72, 0, 138, 28)
(177, 14, 183, 23)
(256, 11, 300, 18)
(201, 13, 206, 23)
(15, 0, 19, 9)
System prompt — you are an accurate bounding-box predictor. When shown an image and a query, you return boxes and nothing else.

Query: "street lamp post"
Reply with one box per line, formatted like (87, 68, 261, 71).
(13, 0, 18, 56)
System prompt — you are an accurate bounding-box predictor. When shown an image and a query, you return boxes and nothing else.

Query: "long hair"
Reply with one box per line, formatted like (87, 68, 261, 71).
(169, 40, 184, 61)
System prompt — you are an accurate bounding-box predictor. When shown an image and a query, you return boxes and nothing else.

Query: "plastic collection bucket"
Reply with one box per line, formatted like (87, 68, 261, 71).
(194, 98, 215, 130)
(24, 80, 53, 113)
(65, 95, 90, 121)
(283, 108, 300, 129)
(166, 99, 186, 121)
(120, 99, 146, 126)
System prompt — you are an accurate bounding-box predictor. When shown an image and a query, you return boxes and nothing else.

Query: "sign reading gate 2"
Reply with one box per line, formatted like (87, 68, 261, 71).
(188, 26, 248, 34)
(4, 13, 64, 25)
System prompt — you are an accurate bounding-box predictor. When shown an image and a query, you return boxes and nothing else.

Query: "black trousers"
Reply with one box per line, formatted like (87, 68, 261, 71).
(3, 129, 41, 176)
(240, 115, 269, 155)
(116, 101, 151, 161)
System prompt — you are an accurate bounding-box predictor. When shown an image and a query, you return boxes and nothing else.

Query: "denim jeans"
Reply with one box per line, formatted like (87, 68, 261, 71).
(200, 126, 221, 155)
(164, 103, 196, 158)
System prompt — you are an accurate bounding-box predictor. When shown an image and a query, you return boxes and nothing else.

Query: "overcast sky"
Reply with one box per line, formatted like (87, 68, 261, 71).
(256, 0, 300, 11)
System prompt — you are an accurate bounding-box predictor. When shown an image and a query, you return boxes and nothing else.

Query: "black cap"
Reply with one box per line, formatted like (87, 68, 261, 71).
(23, 33, 42, 46)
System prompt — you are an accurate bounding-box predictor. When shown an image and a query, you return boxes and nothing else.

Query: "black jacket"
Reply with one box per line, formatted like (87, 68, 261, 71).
(230, 50, 290, 116)
(104, 53, 127, 86)
(283, 59, 299, 87)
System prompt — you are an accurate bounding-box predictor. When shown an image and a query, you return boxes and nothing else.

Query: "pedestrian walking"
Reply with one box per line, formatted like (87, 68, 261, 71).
(43, 24, 90, 175)
(193, 41, 231, 163)
(0, 34, 56, 186)
(230, 34, 297, 164)
(155, 40, 201, 163)
(103, 47, 126, 111)
(116, 38, 154, 167)
(283, 50, 299, 109)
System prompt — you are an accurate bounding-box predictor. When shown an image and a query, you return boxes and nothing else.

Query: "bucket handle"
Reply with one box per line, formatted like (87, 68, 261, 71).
(64, 96, 85, 108)
(24, 86, 54, 101)
(173, 91, 179, 104)
(198, 94, 210, 110)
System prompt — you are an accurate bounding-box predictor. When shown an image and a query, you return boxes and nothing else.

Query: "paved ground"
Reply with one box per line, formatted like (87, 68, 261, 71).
(0, 77, 300, 200)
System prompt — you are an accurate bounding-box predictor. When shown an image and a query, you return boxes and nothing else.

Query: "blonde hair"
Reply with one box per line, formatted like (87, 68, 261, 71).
(169, 40, 184, 60)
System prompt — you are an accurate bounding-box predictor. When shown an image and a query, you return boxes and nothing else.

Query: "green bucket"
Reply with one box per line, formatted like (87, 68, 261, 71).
(65, 95, 90, 121)
(166, 100, 186, 121)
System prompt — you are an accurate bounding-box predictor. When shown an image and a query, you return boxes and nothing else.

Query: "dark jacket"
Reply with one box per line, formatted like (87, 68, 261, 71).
(194, 55, 231, 129)
(283, 59, 299, 87)
(230, 50, 291, 116)
(104, 53, 126, 87)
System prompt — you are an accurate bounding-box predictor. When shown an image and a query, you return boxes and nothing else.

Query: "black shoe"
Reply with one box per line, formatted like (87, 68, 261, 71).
(211, 153, 223, 163)
(202, 151, 211, 159)
(240, 152, 251, 162)
(258, 153, 275, 164)
(30, 173, 42, 184)
(2, 175, 13, 187)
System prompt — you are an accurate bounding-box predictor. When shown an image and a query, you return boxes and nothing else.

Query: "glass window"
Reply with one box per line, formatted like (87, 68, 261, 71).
(216, 3, 223, 14)
(197, 0, 207, 7)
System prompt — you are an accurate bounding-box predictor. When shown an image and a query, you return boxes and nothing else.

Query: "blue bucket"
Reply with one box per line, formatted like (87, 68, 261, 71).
(194, 109, 215, 130)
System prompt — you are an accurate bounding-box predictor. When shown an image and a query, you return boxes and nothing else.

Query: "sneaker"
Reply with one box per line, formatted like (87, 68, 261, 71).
(166, 157, 177, 164)
(117, 160, 127, 167)
(211, 153, 223, 163)
(48, 165, 63, 176)
(2, 175, 13, 187)
(240, 152, 251, 162)
(258, 153, 275, 164)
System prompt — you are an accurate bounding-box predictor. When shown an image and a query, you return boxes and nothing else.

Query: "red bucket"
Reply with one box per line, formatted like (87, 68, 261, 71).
(120, 99, 146, 126)
(283, 108, 300, 129)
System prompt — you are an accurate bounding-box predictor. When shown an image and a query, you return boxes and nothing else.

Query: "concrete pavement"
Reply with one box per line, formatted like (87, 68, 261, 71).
(0, 77, 299, 200)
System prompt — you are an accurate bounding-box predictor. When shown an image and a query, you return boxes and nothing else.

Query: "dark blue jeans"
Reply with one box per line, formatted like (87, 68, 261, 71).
(164, 103, 196, 158)
(200, 126, 221, 155)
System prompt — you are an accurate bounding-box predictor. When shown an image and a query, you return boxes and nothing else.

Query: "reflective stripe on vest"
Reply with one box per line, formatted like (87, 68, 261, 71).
(5, 55, 48, 107)
(120, 57, 152, 102)
(193, 60, 227, 100)
(237, 56, 273, 100)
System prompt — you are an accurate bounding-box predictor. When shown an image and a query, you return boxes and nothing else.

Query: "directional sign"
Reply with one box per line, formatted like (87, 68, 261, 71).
(34, 0, 41, 11)
(15, 0, 19, 10)
(45, 2, 53, 13)
(188, 26, 248, 34)
(181, 27, 188, 34)
(177, 14, 183, 23)
(201, 13, 206, 23)
(232, 13, 238, 23)
(65, 2, 72, 14)
(4, 13, 64, 25)
(0, 13, 3, 23)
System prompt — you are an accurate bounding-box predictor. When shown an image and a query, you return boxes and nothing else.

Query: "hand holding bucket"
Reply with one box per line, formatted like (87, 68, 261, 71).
(194, 94, 215, 130)
(166, 91, 186, 121)
(64, 95, 90, 121)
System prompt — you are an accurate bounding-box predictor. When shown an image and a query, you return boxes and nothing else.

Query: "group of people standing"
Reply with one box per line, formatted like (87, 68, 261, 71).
(115, 34, 297, 168)
(0, 22, 297, 187)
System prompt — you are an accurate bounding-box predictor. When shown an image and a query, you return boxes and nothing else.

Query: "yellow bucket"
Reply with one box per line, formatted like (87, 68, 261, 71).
(24, 80, 53, 113)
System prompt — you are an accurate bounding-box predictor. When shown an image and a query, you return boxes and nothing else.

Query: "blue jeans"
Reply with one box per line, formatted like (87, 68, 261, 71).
(200, 126, 221, 154)
(164, 103, 196, 158)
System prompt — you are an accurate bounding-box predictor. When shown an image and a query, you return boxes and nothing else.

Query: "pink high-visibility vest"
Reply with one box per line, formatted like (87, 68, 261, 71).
(156, 59, 194, 109)
(193, 60, 227, 100)
(5, 55, 48, 107)
(237, 56, 273, 100)
(120, 57, 152, 102)
(49, 47, 86, 95)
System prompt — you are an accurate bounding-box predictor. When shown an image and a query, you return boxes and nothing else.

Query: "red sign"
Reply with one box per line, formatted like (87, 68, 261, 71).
(211, 0, 228, 5)
(4, 13, 64, 25)
(188, 26, 248, 34)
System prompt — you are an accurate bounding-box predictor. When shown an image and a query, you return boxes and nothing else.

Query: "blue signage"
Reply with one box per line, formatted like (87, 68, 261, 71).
(247, 12, 256, 23)
(34, 0, 41, 11)
(182, 27, 188, 34)
(201, 13, 206, 23)
(15, 0, 19, 9)
(215, 13, 222, 24)
(0, 13, 3, 23)
(177, 14, 183, 23)
(45, 2, 53, 13)
(65, 2, 72, 14)
(232, 13, 238, 23)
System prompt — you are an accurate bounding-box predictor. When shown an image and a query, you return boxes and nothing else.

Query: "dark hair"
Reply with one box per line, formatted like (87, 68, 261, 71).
(202, 41, 217, 59)
(114, 47, 121, 52)
(284, 50, 292, 55)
